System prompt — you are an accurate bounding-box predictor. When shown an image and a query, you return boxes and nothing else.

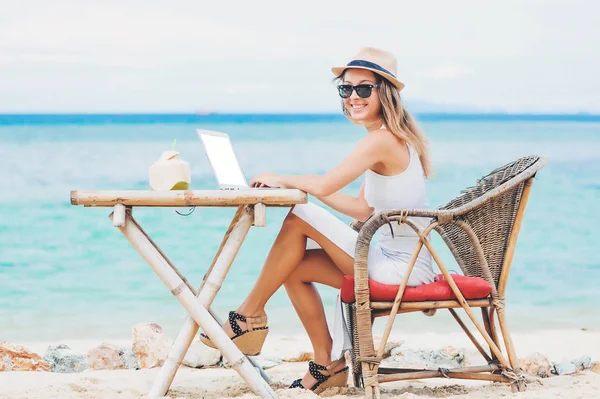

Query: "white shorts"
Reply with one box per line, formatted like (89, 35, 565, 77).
(292, 202, 435, 286)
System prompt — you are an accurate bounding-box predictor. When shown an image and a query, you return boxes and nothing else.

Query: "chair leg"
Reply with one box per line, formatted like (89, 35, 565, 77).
(345, 303, 363, 387)
(481, 307, 500, 364)
(351, 360, 362, 388)
(496, 307, 526, 392)
(355, 300, 379, 397)
(511, 378, 526, 393)
(362, 363, 381, 399)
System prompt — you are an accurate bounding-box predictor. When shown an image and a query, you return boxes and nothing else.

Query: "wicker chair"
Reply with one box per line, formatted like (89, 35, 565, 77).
(344, 155, 548, 398)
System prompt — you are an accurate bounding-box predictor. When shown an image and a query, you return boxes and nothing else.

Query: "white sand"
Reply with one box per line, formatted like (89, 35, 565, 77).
(2, 329, 600, 399)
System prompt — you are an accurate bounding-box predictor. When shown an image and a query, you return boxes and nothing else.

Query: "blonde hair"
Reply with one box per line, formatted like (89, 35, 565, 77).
(335, 72, 433, 178)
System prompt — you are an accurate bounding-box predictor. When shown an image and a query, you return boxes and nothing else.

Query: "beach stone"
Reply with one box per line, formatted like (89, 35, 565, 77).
(282, 351, 313, 362)
(132, 322, 171, 368)
(120, 348, 140, 370)
(461, 349, 482, 367)
(390, 346, 404, 358)
(373, 335, 404, 359)
(373, 340, 402, 359)
(442, 346, 460, 358)
(182, 341, 221, 368)
(438, 346, 464, 366)
(87, 343, 125, 370)
(590, 362, 600, 374)
(0, 342, 50, 372)
(43, 344, 87, 373)
(519, 352, 552, 378)
(552, 359, 577, 375)
(573, 356, 592, 370)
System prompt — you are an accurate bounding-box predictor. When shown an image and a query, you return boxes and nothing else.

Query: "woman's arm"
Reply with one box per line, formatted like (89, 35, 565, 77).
(316, 182, 373, 222)
(253, 131, 390, 197)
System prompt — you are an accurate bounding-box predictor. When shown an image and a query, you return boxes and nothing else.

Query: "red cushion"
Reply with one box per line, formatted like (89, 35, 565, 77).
(340, 274, 493, 304)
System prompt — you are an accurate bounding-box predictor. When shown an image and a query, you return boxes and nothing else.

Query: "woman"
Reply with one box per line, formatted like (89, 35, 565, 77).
(200, 47, 437, 394)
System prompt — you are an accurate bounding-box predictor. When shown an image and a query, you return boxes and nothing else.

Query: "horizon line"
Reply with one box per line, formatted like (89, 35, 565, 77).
(1, 112, 600, 126)
(0, 111, 599, 116)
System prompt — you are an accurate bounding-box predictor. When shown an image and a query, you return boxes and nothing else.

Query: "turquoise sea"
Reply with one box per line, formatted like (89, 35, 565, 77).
(1, 114, 599, 342)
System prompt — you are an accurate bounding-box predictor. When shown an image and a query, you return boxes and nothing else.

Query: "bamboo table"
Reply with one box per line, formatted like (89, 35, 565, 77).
(70, 189, 307, 399)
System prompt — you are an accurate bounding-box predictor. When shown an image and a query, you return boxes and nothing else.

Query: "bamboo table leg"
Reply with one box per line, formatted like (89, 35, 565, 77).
(149, 206, 270, 398)
(111, 210, 277, 399)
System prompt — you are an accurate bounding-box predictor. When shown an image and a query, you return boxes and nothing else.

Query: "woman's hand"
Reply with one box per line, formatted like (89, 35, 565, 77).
(250, 172, 287, 188)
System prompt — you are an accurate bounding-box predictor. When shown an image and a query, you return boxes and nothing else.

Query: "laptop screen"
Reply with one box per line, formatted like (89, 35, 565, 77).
(198, 130, 248, 188)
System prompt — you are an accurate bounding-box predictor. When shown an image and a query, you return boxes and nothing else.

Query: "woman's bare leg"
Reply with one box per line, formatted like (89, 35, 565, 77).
(284, 249, 348, 388)
(221, 210, 354, 338)
(236, 210, 354, 317)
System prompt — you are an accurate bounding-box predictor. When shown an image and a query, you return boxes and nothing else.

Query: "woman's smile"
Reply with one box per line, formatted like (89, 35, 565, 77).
(350, 104, 367, 111)
(349, 103, 368, 116)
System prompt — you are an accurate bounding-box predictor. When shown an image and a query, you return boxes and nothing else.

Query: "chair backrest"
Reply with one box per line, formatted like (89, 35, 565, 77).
(434, 156, 547, 288)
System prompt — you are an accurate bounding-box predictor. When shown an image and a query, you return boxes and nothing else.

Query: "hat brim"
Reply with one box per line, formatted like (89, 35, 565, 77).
(331, 66, 405, 91)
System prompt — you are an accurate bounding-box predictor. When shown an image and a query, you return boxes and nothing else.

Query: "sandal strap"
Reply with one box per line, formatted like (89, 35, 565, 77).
(228, 311, 245, 335)
(246, 315, 267, 332)
(325, 358, 345, 374)
(289, 379, 305, 389)
(228, 311, 267, 335)
(308, 361, 330, 382)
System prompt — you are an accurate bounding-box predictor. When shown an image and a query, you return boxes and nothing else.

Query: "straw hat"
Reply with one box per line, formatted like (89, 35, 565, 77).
(331, 47, 405, 91)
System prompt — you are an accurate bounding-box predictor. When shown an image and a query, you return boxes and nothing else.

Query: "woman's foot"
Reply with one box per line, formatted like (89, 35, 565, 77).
(289, 357, 349, 394)
(199, 310, 268, 356)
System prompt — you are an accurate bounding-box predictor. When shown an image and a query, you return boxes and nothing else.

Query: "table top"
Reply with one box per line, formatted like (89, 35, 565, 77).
(70, 189, 308, 207)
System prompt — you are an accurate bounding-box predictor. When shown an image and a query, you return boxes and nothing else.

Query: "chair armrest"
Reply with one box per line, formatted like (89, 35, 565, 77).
(349, 220, 364, 232)
(350, 208, 444, 233)
(376, 208, 445, 219)
(350, 214, 373, 232)
(352, 209, 440, 306)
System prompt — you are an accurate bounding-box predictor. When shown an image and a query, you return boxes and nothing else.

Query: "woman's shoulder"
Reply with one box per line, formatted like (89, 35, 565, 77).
(366, 128, 400, 145)
(369, 128, 410, 151)
(358, 129, 409, 161)
(361, 129, 410, 165)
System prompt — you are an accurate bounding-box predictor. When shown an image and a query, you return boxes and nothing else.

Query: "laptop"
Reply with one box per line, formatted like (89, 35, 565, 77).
(197, 129, 278, 190)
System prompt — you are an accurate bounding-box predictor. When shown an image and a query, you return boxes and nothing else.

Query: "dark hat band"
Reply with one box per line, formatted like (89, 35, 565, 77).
(346, 60, 396, 78)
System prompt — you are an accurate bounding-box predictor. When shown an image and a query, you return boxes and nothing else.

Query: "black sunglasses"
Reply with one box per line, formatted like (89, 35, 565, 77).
(337, 84, 379, 99)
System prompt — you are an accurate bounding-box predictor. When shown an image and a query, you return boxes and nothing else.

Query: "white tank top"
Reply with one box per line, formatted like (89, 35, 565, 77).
(364, 143, 432, 262)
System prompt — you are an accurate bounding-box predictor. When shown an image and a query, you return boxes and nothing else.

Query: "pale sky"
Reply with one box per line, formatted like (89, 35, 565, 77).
(1, 0, 599, 113)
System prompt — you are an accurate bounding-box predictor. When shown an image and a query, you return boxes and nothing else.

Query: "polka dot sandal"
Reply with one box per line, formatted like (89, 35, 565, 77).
(199, 311, 268, 356)
(289, 358, 349, 395)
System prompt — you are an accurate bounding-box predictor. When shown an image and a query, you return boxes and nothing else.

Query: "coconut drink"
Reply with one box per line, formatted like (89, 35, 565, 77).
(149, 150, 191, 191)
